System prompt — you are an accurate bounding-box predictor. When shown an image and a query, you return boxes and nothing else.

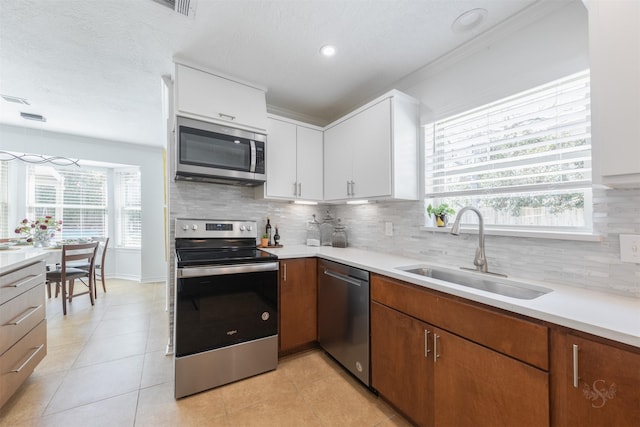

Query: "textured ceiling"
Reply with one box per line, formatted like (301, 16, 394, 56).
(0, 0, 544, 147)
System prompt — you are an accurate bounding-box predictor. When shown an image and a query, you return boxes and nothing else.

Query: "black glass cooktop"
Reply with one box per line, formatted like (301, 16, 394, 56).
(176, 247, 277, 268)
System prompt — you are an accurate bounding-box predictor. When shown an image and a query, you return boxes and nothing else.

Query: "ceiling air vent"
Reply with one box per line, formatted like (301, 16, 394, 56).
(20, 112, 46, 122)
(151, 0, 196, 18)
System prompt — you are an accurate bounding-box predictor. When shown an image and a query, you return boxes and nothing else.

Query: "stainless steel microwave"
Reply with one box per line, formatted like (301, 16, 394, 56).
(175, 116, 266, 186)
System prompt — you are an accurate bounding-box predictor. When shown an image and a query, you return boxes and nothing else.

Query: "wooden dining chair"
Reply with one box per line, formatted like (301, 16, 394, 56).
(66, 237, 110, 299)
(46, 241, 99, 315)
(92, 237, 109, 297)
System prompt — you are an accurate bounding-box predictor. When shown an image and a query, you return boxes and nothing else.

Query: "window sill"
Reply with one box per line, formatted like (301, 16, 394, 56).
(420, 226, 603, 242)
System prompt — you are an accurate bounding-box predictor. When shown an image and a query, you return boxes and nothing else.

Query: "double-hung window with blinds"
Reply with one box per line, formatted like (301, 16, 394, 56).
(424, 70, 592, 230)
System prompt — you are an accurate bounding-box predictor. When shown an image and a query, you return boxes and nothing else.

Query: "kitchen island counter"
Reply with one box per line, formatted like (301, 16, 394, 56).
(261, 245, 640, 348)
(0, 247, 50, 275)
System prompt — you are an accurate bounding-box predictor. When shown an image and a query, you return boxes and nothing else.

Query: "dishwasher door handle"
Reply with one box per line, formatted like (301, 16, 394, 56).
(323, 269, 364, 287)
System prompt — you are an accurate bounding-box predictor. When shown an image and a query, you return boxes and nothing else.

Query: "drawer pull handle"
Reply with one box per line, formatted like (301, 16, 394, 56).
(11, 344, 45, 373)
(433, 334, 440, 363)
(8, 305, 43, 326)
(573, 344, 580, 388)
(3, 274, 38, 289)
(218, 113, 236, 121)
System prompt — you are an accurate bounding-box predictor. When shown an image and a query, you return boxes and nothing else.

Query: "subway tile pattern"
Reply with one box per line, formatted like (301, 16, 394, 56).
(331, 188, 640, 298)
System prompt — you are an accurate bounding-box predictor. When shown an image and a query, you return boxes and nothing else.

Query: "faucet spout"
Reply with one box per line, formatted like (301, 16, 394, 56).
(450, 206, 488, 273)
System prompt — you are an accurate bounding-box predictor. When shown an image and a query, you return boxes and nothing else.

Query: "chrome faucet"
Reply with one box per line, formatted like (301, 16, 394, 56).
(450, 206, 488, 273)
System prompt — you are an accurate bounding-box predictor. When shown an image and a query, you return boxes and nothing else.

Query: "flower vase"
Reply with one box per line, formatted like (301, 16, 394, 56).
(33, 229, 51, 248)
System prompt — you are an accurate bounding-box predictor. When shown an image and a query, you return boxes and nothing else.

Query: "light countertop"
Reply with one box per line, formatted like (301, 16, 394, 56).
(0, 247, 56, 274)
(261, 245, 640, 348)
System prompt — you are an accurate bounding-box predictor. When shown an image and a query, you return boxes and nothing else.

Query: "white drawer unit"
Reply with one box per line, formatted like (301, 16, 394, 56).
(0, 260, 45, 305)
(0, 259, 47, 409)
(0, 320, 46, 408)
(0, 284, 45, 354)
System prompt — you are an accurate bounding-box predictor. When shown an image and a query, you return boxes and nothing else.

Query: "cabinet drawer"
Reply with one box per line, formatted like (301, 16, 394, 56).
(1, 284, 46, 354)
(0, 261, 46, 305)
(0, 320, 47, 408)
(371, 273, 549, 370)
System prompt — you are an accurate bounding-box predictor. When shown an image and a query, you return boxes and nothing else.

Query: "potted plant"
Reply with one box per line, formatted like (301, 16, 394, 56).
(260, 234, 269, 248)
(427, 203, 456, 227)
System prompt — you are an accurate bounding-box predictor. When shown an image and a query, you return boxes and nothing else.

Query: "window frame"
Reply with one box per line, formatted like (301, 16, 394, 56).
(423, 70, 594, 236)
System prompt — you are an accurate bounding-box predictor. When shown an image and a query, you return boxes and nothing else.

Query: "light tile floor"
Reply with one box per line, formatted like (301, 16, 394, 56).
(0, 279, 412, 427)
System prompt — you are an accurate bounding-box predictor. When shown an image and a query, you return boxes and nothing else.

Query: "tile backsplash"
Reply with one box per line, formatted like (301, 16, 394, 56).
(170, 182, 639, 298)
(331, 188, 640, 298)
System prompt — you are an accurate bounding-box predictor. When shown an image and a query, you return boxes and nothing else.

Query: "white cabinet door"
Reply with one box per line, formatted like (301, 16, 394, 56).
(351, 98, 392, 199)
(324, 119, 354, 200)
(265, 119, 298, 198)
(175, 64, 267, 132)
(589, 0, 640, 187)
(296, 126, 324, 201)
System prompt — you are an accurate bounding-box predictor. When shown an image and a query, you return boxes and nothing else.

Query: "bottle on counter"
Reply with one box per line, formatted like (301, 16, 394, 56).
(306, 214, 321, 247)
(331, 218, 348, 248)
(266, 217, 272, 246)
(320, 209, 336, 246)
(273, 225, 280, 246)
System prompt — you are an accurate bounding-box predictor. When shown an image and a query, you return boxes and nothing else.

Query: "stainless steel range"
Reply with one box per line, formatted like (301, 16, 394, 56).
(174, 218, 279, 399)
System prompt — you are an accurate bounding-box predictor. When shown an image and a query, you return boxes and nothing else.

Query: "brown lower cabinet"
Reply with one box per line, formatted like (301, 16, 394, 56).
(278, 258, 317, 354)
(371, 273, 549, 427)
(551, 330, 640, 426)
(371, 301, 434, 427)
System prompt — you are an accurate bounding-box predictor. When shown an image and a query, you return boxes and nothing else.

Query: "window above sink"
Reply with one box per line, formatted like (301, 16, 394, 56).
(424, 70, 592, 235)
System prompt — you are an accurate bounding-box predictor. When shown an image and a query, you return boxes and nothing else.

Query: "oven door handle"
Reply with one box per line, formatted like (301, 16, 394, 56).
(177, 262, 279, 278)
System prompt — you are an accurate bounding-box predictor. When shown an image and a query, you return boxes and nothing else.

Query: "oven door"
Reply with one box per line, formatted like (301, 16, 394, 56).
(175, 262, 278, 358)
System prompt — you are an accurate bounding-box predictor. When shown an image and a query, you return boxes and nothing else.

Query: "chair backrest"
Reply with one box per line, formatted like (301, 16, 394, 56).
(61, 241, 100, 275)
(92, 237, 110, 267)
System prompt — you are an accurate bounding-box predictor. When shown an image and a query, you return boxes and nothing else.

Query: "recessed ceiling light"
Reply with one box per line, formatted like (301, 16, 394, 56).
(320, 45, 336, 57)
(451, 8, 488, 34)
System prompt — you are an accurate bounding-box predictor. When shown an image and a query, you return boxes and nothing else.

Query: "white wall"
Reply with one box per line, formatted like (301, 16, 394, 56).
(0, 124, 167, 283)
(399, 0, 589, 123)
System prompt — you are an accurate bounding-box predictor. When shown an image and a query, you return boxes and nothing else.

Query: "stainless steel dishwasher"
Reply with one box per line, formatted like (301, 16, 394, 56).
(318, 259, 370, 386)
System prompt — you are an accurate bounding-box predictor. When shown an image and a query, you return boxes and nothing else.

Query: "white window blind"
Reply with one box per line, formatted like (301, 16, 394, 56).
(115, 169, 141, 248)
(27, 165, 107, 239)
(0, 161, 8, 237)
(425, 70, 592, 229)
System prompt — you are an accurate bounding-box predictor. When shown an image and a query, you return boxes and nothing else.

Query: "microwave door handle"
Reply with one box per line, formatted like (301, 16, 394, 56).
(250, 140, 257, 173)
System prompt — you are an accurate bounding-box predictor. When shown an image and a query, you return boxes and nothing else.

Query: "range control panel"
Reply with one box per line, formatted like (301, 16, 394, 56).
(175, 218, 257, 239)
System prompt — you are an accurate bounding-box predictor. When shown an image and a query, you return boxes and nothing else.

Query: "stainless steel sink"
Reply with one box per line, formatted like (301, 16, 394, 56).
(396, 265, 552, 300)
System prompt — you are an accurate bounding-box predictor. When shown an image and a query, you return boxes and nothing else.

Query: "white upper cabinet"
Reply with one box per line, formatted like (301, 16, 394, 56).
(175, 63, 268, 133)
(324, 90, 419, 201)
(589, 0, 640, 187)
(296, 126, 324, 200)
(260, 117, 323, 201)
